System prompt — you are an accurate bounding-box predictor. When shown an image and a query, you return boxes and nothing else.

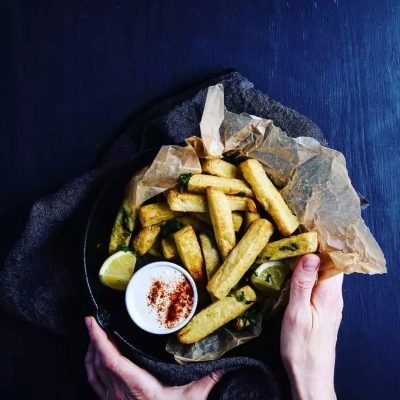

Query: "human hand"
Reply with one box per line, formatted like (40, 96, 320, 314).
(84, 316, 226, 400)
(281, 254, 343, 400)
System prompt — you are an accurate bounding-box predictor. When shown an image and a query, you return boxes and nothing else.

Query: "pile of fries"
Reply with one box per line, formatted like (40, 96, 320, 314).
(108, 157, 318, 344)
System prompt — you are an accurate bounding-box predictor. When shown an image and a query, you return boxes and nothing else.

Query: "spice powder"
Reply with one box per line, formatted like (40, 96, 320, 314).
(147, 275, 194, 329)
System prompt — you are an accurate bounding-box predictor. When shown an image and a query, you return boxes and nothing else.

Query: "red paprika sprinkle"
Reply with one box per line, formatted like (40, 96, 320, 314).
(147, 280, 164, 306)
(146, 275, 193, 328)
(165, 276, 193, 328)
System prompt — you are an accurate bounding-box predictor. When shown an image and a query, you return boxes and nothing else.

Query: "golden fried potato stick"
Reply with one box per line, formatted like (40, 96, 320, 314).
(257, 231, 318, 263)
(207, 188, 236, 259)
(188, 174, 253, 197)
(177, 285, 256, 344)
(132, 226, 161, 256)
(246, 198, 258, 213)
(109, 199, 137, 254)
(166, 189, 207, 212)
(193, 211, 242, 232)
(201, 159, 241, 179)
(173, 226, 204, 283)
(166, 188, 253, 213)
(199, 233, 220, 279)
(244, 212, 261, 229)
(161, 237, 178, 260)
(139, 202, 181, 227)
(148, 239, 163, 258)
(176, 215, 209, 233)
(239, 159, 299, 236)
(232, 212, 243, 232)
(207, 219, 274, 299)
(226, 195, 253, 211)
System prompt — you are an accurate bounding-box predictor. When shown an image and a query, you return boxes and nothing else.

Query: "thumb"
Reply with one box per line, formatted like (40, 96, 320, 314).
(288, 254, 320, 309)
(184, 369, 227, 399)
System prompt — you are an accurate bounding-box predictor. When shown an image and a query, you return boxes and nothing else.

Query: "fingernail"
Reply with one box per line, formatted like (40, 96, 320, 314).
(85, 316, 92, 330)
(302, 256, 320, 272)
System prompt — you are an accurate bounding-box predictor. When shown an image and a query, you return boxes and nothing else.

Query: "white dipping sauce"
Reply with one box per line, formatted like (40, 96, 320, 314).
(125, 262, 198, 334)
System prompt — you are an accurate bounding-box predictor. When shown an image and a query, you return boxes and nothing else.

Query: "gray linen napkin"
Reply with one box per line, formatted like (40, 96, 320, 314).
(0, 71, 325, 399)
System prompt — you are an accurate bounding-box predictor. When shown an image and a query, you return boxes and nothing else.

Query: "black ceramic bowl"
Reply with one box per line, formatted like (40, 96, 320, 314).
(82, 149, 278, 363)
(83, 149, 178, 361)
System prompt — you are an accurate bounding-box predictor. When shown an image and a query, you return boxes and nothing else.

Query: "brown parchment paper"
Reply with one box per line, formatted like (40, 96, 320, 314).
(127, 145, 202, 207)
(128, 84, 386, 362)
(167, 314, 263, 363)
(197, 84, 386, 278)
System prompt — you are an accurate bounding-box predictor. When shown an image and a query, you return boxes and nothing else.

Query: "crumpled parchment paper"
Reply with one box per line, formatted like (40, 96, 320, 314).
(128, 84, 386, 362)
(128, 145, 202, 207)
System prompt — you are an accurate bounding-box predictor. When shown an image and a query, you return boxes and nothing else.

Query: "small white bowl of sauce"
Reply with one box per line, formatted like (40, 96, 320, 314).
(125, 261, 198, 334)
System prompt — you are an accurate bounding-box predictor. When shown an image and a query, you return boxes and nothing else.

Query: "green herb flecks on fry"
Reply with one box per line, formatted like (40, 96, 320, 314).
(109, 199, 137, 254)
(241, 307, 258, 325)
(235, 291, 246, 302)
(278, 243, 299, 252)
(234, 306, 258, 330)
(178, 173, 192, 193)
(160, 219, 184, 238)
(119, 244, 138, 257)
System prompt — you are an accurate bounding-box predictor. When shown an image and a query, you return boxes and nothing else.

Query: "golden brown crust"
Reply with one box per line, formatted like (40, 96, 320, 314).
(201, 159, 241, 179)
(161, 237, 178, 260)
(207, 187, 236, 259)
(257, 231, 318, 263)
(199, 233, 220, 280)
(132, 226, 161, 256)
(173, 226, 204, 283)
(177, 286, 256, 344)
(139, 202, 181, 227)
(207, 219, 274, 299)
(240, 159, 299, 236)
(188, 174, 253, 197)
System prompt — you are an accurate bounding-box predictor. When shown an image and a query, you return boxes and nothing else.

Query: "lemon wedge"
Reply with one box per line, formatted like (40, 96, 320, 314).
(250, 261, 291, 295)
(99, 250, 137, 290)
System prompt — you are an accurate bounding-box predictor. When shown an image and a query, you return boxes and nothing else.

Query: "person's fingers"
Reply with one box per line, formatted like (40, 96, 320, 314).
(85, 316, 163, 393)
(85, 341, 95, 368)
(93, 346, 114, 389)
(85, 316, 122, 372)
(312, 272, 344, 316)
(183, 369, 227, 399)
(85, 342, 106, 399)
(85, 316, 120, 356)
(288, 254, 320, 310)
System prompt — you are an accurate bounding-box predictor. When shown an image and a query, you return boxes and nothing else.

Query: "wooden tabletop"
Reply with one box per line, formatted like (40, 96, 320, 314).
(1, 1, 399, 399)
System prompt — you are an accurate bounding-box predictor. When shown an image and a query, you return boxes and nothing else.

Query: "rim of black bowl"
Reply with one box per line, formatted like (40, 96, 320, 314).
(82, 148, 169, 361)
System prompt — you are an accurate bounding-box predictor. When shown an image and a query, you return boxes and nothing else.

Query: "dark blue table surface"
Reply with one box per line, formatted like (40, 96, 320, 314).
(1, 1, 399, 399)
